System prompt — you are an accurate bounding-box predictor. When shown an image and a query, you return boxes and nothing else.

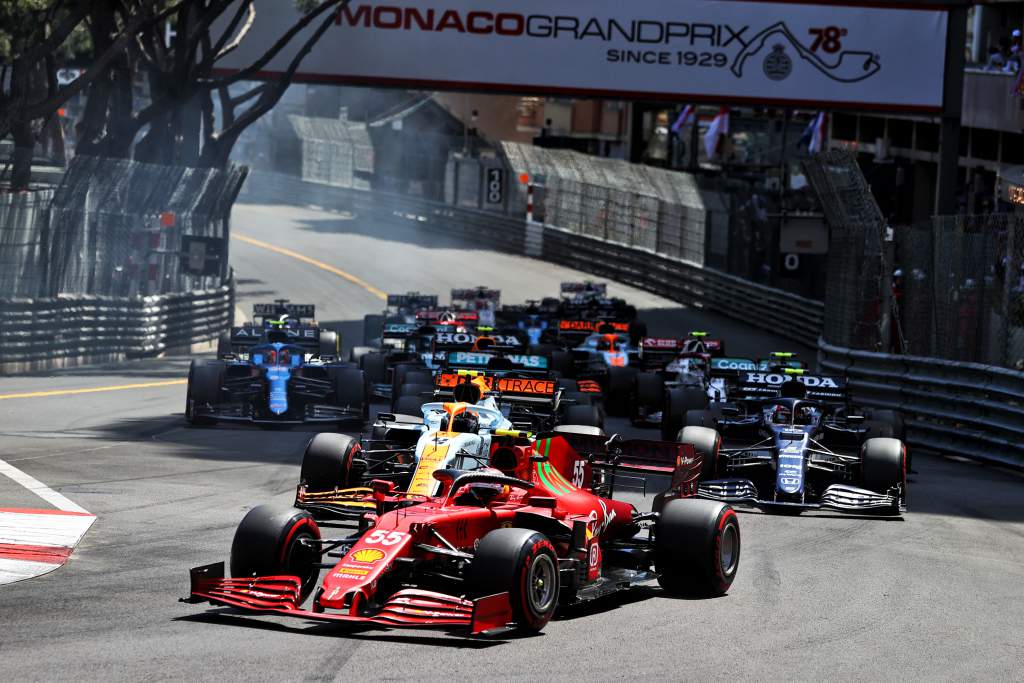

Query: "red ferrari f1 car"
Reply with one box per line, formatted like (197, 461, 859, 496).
(185, 428, 740, 635)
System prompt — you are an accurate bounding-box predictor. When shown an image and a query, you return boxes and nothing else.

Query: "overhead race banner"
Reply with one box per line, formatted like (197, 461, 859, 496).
(217, 1, 949, 112)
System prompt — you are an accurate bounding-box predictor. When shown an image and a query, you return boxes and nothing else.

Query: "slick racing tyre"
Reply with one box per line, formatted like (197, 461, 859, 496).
(656, 499, 739, 597)
(216, 332, 233, 359)
(319, 330, 340, 359)
(662, 387, 707, 440)
(562, 403, 603, 428)
(363, 314, 384, 345)
(605, 366, 637, 416)
(685, 409, 716, 428)
(402, 370, 433, 387)
(330, 367, 367, 422)
(561, 390, 593, 406)
(554, 424, 606, 437)
(634, 373, 664, 410)
(359, 352, 387, 385)
(185, 359, 223, 426)
(398, 383, 433, 399)
(469, 528, 559, 632)
(300, 433, 362, 492)
(393, 394, 427, 418)
(862, 437, 906, 498)
(231, 505, 322, 605)
(679, 425, 722, 481)
(548, 351, 574, 378)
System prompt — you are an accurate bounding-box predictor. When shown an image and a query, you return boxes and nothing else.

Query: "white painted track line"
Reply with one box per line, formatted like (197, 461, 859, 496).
(0, 457, 89, 513)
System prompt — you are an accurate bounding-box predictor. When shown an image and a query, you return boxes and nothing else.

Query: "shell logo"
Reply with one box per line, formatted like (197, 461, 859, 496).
(352, 548, 385, 564)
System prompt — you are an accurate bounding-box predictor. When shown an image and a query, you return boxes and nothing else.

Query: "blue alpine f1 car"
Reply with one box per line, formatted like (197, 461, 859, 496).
(186, 338, 366, 428)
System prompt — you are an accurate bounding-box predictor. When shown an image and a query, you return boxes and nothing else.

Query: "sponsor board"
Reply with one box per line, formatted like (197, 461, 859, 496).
(214, 1, 948, 111)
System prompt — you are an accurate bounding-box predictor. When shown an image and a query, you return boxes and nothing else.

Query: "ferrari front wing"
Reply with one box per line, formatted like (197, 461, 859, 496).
(183, 562, 512, 635)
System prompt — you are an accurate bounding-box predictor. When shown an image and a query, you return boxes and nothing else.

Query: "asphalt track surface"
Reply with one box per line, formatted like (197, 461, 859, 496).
(1, 199, 1022, 681)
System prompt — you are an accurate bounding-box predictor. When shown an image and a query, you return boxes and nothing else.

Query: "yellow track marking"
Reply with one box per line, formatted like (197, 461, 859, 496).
(0, 380, 186, 401)
(234, 233, 387, 300)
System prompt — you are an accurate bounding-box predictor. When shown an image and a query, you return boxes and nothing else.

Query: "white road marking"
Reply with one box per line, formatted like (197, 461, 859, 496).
(0, 457, 89, 513)
(0, 510, 95, 547)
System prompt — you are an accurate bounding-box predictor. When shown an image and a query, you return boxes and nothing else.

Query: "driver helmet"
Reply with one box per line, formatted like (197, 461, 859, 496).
(772, 404, 791, 424)
(442, 405, 479, 433)
(796, 405, 815, 425)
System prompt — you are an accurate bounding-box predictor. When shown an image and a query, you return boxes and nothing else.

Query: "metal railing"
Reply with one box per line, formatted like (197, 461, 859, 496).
(241, 171, 822, 347)
(819, 337, 1024, 468)
(0, 284, 234, 375)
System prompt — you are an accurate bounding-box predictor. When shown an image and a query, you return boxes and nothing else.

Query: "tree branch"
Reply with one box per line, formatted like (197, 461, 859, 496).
(199, 0, 344, 89)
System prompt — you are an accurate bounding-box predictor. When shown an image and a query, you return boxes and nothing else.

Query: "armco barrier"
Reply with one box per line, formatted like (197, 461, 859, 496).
(819, 337, 1024, 469)
(0, 284, 233, 375)
(240, 171, 823, 348)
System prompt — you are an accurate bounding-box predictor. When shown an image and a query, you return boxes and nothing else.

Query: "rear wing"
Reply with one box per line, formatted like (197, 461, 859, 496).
(537, 434, 701, 496)
(735, 370, 848, 402)
(431, 330, 526, 352)
(450, 287, 501, 307)
(252, 301, 315, 322)
(227, 324, 321, 352)
(435, 370, 557, 401)
(386, 293, 438, 312)
(558, 319, 630, 334)
(416, 309, 480, 326)
(443, 351, 549, 373)
(560, 281, 607, 298)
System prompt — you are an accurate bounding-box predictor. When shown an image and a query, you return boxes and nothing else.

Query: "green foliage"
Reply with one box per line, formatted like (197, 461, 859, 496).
(0, 0, 92, 64)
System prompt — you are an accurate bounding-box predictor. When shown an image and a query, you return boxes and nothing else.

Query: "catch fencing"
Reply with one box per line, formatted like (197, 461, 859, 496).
(0, 285, 233, 375)
(499, 142, 727, 267)
(45, 156, 245, 297)
(895, 214, 1024, 370)
(289, 114, 374, 191)
(0, 157, 244, 374)
(240, 170, 822, 348)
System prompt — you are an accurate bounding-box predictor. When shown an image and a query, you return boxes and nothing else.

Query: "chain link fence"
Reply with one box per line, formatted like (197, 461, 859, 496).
(802, 150, 888, 350)
(499, 142, 727, 266)
(41, 156, 245, 297)
(0, 190, 54, 297)
(896, 214, 1024, 369)
(289, 113, 374, 191)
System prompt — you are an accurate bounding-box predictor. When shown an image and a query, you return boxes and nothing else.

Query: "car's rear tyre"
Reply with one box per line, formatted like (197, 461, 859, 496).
(862, 437, 905, 496)
(300, 433, 362, 492)
(359, 352, 387, 385)
(556, 378, 579, 393)
(656, 499, 739, 597)
(230, 505, 322, 605)
(863, 419, 894, 440)
(560, 390, 593, 407)
(629, 320, 647, 346)
(469, 528, 559, 632)
(662, 387, 707, 440)
(393, 394, 427, 418)
(402, 370, 433, 387)
(319, 330, 340, 359)
(679, 425, 722, 480)
(562, 403, 602, 428)
(549, 351, 573, 378)
(685, 409, 716, 428)
(605, 366, 637, 416)
(216, 333, 233, 359)
(330, 367, 366, 422)
(399, 382, 433, 399)
(634, 373, 664, 410)
(554, 424, 606, 437)
(363, 314, 384, 345)
(185, 359, 223, 426)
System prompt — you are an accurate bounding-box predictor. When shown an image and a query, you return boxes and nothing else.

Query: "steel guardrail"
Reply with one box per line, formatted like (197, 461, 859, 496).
(241, 171, 823, 348)
(0, 284, 233, 375)
(818, 337, 1024, 469)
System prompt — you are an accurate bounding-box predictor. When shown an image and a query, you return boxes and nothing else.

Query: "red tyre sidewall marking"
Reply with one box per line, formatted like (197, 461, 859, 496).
(518, 538, 556, 628)
(279, 516, 319, 565)
(714, 508, 738, 590)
